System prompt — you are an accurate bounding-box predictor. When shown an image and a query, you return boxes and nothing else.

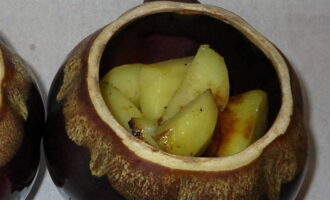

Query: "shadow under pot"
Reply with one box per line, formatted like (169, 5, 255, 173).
(0, 42, 45, 200)
(44, 1, 308, 200)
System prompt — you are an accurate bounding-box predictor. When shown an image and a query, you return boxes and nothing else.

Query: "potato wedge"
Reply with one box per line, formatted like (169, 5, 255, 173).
(101, 64, 142, 107)
(155, 90, 218, 156)
(128, 118, 158, 147)
(161, 45, 229, 122)
(100, 85, 142, 130)
(140, 57, 192, 121)
(215, 90, 268, 156)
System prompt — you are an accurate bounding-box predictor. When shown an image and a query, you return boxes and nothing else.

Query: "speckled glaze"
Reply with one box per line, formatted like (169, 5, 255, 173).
(0, 41, 44, 200)
(44, 1, 307, 200)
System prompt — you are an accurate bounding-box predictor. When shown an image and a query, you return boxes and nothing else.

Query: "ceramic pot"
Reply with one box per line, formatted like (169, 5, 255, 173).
(0, 41, 45, 200)
(44, 0, 307, 199)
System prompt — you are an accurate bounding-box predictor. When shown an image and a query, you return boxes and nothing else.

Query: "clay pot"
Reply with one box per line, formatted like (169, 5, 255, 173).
(44, 0, 307, 199)
(0, 41, 45, 199)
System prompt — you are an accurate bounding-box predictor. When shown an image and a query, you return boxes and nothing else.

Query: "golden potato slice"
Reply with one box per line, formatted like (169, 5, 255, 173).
(140, 57, 192, 121)
(155, 90, 218, 156)
(101, 64, 142, 107)
(100, 85, 142, 130)
(161, 45, 229, 123)
(215, 90, 268, 156)
(128, 118, 158, 147)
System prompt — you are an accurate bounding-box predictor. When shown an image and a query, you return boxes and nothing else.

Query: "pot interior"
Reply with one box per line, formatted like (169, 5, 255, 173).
(99, 12, 281, 139)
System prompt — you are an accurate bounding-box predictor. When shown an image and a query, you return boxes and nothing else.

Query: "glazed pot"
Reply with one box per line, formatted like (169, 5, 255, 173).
(44, 0, 308, 199)
(0, 41, 45, 200)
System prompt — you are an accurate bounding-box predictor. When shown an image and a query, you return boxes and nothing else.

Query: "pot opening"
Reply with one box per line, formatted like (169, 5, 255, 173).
(98, 12, 281, 156)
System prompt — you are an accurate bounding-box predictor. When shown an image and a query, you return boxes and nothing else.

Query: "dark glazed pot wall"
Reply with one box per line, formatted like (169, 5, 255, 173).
(44, 1, 307, 200)
(45, 35, 124, 200)
(0, 43, 45, 200)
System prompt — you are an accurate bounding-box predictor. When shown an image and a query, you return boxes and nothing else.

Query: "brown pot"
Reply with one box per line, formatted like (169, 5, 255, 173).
(44, 1, 308, 199)
(0, 41, 45, 199)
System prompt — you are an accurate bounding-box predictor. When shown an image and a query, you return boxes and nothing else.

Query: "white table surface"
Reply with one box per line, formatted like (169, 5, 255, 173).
(0, 0, 329, 199)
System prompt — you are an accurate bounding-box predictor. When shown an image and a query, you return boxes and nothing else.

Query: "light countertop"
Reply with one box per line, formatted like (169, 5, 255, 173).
(0, 0, 329, 199)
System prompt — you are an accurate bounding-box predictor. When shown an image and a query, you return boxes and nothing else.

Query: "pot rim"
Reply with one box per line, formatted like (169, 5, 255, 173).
(87, 1, 293, 171)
